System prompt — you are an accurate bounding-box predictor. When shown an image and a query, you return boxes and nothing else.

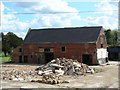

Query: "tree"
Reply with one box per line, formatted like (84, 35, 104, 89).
(104, 29, 111, 45)
(2, 33, 11, 56)
(0, 33, 2, 56)
(104, 29, 118, 46)
(111, 31, 118, 46)
(2, 32, 23, 56)
(6, 32, 23, 48)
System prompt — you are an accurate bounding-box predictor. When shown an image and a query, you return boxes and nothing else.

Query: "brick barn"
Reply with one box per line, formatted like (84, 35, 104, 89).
(12, 26, 108, 65)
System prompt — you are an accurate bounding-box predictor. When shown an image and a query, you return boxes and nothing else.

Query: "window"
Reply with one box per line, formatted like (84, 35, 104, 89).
(44, 48, 50, 52)
(19, 48, 22, 52)
(61, 46, 66, 52)
(101, 44, 103, 48)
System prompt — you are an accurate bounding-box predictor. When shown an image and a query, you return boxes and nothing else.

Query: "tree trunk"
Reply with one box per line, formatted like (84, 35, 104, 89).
(4, 51, 7, 57)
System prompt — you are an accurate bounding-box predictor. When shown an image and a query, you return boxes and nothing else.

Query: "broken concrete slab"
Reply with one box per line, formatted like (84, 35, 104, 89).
(50, 64, 64, 68)
(67, 66, 75, 75)
(55, 69, 64, 76)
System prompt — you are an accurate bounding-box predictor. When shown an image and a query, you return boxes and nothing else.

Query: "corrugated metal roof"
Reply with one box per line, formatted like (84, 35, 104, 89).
(24, 26, 102, 44)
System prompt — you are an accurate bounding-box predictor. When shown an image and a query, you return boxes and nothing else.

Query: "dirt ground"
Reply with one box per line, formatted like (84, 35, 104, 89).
(0, 61, 119, 89)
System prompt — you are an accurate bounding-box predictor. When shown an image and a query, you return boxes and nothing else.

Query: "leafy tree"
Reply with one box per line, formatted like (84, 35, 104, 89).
(111, 31, 118, 45)
(104, 29, 111, 45)
(2, 33, 11, 56)
(6, 32, 23, 48)
(104, 29, 118, 46)
(0, 33, 2, 56)
(2, 32, 23, 57)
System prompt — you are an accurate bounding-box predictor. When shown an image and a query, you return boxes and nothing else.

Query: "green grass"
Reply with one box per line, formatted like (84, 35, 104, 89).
(0, 57, 11, 63)
(0, 52, 11, 63)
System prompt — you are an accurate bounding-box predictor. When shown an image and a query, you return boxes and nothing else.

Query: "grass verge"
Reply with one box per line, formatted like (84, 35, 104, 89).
(0, 52, 11, 63)
(0, 56, 11, 63)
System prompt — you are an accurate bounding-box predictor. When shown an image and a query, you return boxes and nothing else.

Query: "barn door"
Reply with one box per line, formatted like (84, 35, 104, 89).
(45, 53, 54, 63)
(82, 54, 92, 65)
(19, 56, 22, 63)
(36, 53, 45, 64)
(24, 56, 28, 63)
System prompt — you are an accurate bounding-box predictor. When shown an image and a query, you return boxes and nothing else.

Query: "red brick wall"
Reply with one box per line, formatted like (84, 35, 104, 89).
(96, 28, 107, 49)
(12, 46, 22, 62)
(12, 43, 98, 64)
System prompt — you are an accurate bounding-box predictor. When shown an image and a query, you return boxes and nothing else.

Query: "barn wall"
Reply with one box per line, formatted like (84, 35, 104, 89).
(96, 28, 107, 49)
(12, 43, 98, 64)
(12, 46, 22, 63)
(96, 28, 108, 64)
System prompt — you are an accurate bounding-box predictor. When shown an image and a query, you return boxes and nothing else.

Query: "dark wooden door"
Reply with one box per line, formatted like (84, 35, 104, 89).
(45, 53, 54, 63)
(36, 53, 45, 64)
(19, 56, 22, 63)
(82, 54, 92, 65)
(24, 56, 28, 63)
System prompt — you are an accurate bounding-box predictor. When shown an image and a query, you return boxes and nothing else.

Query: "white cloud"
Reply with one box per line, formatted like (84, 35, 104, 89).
(1, 12, 29, 36)
(29, 13, 80, 28)
(84, 0, 118, 30)
(1, 1, 4, 14)
(15, 0, 81, 28)
(94, 0, 118, 15)
(85, 16, 118, 30)
(14, 32, 27, 38)
(23, 0, 78, 12)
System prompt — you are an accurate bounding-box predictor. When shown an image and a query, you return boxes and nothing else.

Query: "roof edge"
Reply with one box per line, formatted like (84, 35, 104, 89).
(30, 26, 103, 31)
(24, 42, 96, 44)
(23, 28, 31, 43)
(96, 27, 103, 44)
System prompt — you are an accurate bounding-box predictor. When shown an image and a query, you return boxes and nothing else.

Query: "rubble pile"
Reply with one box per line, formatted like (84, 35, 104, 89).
(31, 74, 69, 84)
(36, 58, 94, 76)
(1, 58, 95, 85)
(34, 58, 94, 84)
(1, 69, 39, 81)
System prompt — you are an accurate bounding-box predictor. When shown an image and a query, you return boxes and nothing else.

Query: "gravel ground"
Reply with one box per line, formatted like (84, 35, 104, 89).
(0, 61, 119, 89)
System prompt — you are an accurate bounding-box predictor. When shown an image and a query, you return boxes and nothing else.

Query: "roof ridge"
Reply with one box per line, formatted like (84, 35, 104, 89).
(30, 26, 103, 31)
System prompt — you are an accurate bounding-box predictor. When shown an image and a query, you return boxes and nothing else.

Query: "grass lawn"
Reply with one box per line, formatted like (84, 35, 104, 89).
(1, 57, 11, 63)
(0, 52, 11, 63)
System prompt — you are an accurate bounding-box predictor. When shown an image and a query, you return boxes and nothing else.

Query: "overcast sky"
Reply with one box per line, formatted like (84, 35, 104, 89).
(0, 0, 118, 39)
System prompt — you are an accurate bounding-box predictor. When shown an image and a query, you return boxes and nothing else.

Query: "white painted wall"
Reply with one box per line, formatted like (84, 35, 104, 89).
(97, 48, 108, 64)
